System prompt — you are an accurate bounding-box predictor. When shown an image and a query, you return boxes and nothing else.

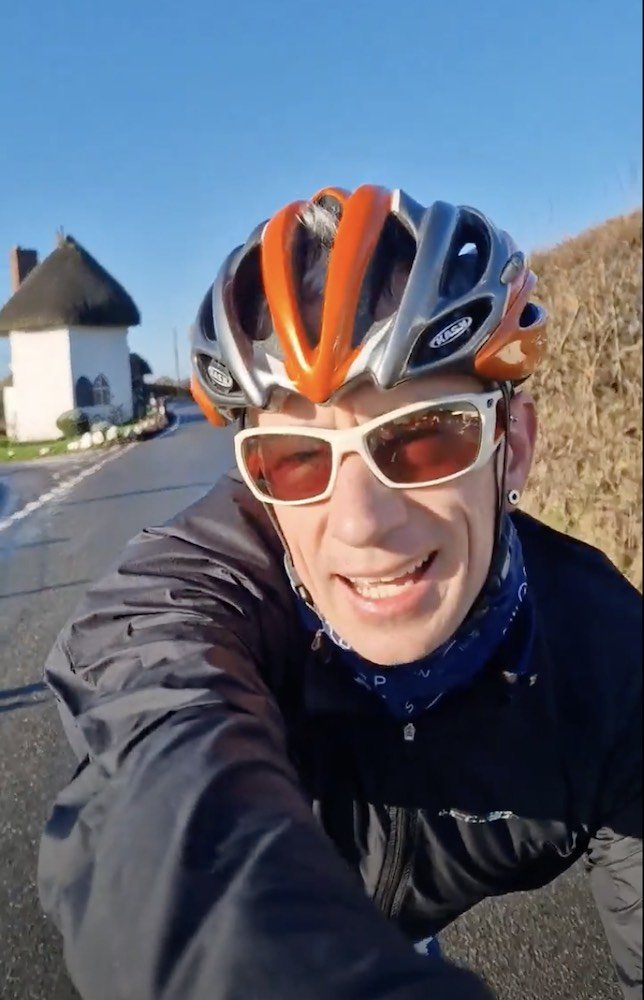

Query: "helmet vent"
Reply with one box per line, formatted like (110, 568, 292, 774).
(196, 286, 217, 342)
(441, 218, 489, 299)
(314, 193, 344, 223)
(351, 215, 416, 348)
(519, 301, 540, 328)
(233, 246, 273, 343)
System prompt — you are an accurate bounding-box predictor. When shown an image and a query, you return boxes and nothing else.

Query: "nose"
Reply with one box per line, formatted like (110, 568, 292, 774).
(326, 453, 408, 547)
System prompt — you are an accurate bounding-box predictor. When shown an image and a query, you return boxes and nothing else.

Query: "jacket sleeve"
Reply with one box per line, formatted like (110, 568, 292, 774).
(38, 476, 493, 1000)
(586, 649, 642, 999)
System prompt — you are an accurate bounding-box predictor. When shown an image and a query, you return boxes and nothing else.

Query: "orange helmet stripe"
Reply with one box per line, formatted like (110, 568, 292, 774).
(317, 185, 392, 399)
(190, 374, 229, 427)
(261, 199, 313, 385)
(261, 184, 393, 403)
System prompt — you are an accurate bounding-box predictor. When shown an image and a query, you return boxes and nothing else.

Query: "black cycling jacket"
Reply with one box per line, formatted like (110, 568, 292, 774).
(38, 473, 642, 1000)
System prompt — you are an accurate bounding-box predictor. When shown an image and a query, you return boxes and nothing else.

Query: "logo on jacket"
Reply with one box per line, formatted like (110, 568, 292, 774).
(429, 316, 473, 350)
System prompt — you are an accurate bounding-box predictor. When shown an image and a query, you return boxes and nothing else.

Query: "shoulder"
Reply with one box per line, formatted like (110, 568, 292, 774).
(161, 469, 285, 576)
(108, 470, 295, 630)
(515, 510, 641, 625)
(515, 511, 641, 719)
(53, 472, 297, 685)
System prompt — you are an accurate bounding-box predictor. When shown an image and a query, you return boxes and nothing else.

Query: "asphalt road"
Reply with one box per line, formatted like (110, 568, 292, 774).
(0, 402, 621, 1000)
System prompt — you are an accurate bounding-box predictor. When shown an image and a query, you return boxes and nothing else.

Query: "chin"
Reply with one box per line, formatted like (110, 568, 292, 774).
(308, 574, 471, 666)
(332, 623, 447, 666)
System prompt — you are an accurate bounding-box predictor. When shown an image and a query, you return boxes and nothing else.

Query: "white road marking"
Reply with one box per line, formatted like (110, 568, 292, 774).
(156, 412, 181, 439)
(0, 443, 137, 534)
(0, 412, 183, 535)
(0, 413, 181, 531)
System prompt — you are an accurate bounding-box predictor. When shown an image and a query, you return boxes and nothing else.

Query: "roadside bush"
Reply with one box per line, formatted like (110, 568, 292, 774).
(107, 404, 126, 426)
(56, 408, 90, 438)
(524, 209, 642, 588)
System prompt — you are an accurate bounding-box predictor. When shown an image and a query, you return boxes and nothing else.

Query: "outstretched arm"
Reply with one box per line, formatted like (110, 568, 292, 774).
(39, 476, 492, 1000)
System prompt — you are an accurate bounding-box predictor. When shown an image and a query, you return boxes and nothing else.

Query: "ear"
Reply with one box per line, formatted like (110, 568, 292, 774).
(504, 390, 537, 507)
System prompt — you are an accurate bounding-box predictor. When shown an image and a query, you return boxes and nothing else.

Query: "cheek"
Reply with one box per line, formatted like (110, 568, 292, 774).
(413, 468, 496, 572)
(455, 467, 497, 584)
(413, 464, 496, 528)
(274, 508, 325, 582)
(456, 460, 497, 516)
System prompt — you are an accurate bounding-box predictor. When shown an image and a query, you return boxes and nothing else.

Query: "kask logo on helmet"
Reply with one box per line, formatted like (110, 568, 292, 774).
(429, 316, 473, 350)
(207, 359, 234, 391)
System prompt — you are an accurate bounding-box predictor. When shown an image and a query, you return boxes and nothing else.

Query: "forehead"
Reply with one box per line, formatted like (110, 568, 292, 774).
(257, 373, 485, 427)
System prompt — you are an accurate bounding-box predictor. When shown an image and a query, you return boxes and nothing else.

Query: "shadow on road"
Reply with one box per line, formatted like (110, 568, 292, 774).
(0, 698, 49, 714)
(0, 579, 91, 601)
(57, 482, 214, 506)
(0, 681, 46, 699)
(169, 408, 205, 425)
(0, 681, 50, 714)
(0, 537, 69, 552)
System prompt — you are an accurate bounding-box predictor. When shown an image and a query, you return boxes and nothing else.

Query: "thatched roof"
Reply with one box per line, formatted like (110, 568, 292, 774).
(0, 235, 140, 333)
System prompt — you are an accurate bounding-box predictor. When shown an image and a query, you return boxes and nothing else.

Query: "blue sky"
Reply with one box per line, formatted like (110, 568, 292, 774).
(0, 0, 641, 379)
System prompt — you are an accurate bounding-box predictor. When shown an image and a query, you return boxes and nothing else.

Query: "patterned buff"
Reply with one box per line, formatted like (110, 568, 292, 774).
(294, 516, 535, 719)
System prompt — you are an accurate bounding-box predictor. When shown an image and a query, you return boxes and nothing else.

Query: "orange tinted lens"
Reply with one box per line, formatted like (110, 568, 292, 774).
(241, 434, 333, 501)
(366, 403, 482, 484)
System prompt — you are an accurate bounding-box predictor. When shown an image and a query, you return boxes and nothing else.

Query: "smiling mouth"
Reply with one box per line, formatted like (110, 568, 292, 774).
(340, 552, 437, 600)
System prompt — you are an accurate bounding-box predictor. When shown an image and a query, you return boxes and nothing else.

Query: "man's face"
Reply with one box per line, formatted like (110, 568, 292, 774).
(258, 374, 536, 666)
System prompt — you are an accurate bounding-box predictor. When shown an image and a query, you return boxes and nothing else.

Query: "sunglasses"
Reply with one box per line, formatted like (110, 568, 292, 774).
(235, 390, 505, 507)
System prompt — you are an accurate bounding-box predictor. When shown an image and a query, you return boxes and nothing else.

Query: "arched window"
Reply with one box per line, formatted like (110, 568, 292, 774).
(75, 376, 93, 407)
(93, 374, 111, 406)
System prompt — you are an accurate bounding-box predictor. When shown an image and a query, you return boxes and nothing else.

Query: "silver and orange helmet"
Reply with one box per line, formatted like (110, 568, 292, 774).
(190, 184, 547, 425)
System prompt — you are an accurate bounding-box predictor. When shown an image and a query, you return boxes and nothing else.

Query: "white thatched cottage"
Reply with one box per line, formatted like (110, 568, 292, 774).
(0, 236, 140, 442)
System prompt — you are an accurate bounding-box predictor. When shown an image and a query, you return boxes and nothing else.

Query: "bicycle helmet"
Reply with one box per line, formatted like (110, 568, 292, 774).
(191, 184, 547, 425)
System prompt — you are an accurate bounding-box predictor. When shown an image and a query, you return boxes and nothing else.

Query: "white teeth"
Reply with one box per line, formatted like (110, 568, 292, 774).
(347, 554, 430, 598)
(376, 555, 427, 583)
(352, 579, 417, 599)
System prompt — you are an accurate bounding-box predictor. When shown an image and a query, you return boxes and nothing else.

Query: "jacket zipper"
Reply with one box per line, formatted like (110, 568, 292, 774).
(374, 806, 407, 917)
(312, 635, 414, 920)
(374, 712, 425, 917)
(377, 724, 420, 917)
(390, 808, 418, 919)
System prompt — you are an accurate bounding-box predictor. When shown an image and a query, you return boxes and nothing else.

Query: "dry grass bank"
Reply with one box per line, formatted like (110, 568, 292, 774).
(522, 209, 642, 588)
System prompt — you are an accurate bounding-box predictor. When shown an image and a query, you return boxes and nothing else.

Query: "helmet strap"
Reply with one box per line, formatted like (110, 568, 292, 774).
(489, 380, 513, 580)
(262, 503, 314, 605)
(239, 407, 315, 605)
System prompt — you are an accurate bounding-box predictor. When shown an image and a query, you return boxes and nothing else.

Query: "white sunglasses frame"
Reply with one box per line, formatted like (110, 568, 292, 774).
(234, 389, 505, 507)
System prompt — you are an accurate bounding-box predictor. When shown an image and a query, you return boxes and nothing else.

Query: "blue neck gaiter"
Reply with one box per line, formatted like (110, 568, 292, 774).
(293, 516, 535, 718)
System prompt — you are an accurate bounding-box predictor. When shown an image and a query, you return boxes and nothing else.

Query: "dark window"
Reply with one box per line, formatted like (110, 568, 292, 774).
(93, 374, 111, 405)
(75, 376, 93, 407)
